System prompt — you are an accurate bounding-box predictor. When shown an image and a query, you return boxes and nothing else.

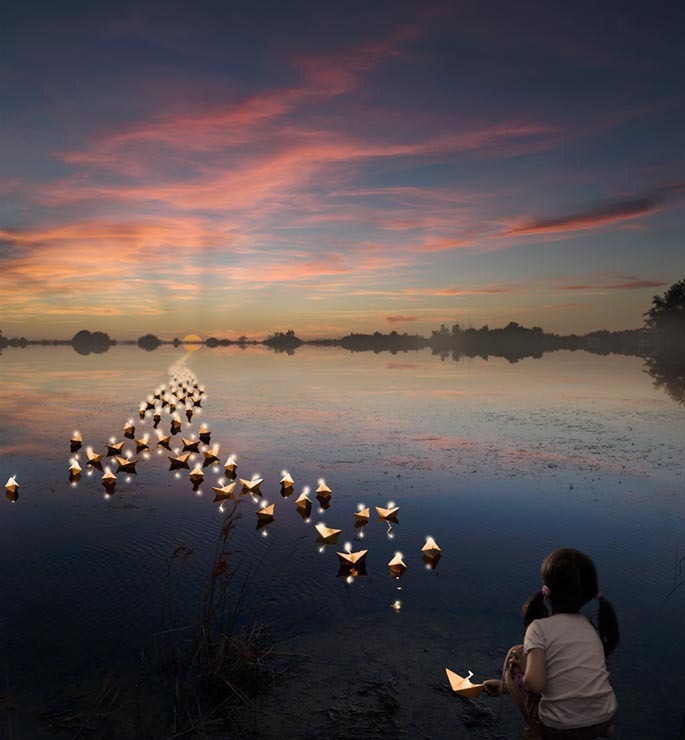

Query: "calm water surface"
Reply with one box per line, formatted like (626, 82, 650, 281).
(0, 346, 683, 738)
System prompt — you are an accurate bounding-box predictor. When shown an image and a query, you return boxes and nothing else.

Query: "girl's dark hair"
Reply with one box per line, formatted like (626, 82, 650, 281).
(522, 548, 620, 656)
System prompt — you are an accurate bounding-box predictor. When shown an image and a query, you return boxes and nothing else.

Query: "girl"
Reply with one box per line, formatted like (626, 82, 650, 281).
(483, 548, 619, 740)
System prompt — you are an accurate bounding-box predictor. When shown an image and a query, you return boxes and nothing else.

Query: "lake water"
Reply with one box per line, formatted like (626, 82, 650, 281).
(0, 345, 683, 738)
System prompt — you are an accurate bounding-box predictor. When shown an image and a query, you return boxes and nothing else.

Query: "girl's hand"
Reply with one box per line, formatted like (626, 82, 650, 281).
(482, 679, 504, 697)
(508, 646, 527, 672)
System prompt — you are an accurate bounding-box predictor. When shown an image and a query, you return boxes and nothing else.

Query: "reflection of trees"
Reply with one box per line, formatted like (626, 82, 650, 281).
(644, 351, 685, 406)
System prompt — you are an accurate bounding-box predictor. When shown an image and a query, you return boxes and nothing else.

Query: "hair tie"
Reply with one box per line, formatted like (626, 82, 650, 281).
(541, 585, 550, 599)
(595, 592, 602, 600)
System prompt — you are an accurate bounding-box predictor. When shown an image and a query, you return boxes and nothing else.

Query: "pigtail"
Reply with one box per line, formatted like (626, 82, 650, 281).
(522, 590, 548, 628)
(597, 595, 619, 656)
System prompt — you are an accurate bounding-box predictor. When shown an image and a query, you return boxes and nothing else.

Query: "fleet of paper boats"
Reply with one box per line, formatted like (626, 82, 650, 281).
(7, 358, 443, 583)
(1, 357, 481, 699)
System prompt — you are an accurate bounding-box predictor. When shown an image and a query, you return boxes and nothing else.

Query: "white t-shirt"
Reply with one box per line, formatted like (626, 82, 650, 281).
(523, 613, 617, 729)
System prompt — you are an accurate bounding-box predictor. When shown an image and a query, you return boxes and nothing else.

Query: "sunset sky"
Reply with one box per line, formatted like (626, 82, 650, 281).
(1, 0, 683, 339)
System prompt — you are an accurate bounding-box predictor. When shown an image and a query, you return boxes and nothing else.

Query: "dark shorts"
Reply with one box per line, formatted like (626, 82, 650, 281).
(504, 645, 614, 740)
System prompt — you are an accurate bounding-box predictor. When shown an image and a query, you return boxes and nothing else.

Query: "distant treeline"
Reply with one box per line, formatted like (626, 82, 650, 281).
(2, 276, 683, 361)
(0, 323, 672, 361)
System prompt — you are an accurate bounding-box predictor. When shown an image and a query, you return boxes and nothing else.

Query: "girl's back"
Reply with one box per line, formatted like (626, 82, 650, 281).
(524, 613, 617, 729)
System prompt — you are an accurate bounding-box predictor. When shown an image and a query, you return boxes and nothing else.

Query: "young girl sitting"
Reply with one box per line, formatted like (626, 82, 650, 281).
(483, 548, 619, 740)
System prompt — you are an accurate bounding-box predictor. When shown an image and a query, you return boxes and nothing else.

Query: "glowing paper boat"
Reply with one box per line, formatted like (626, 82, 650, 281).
(256, 503, 275, 520)
(157, 433, 172, 450)
(102, 468, 117, 486)
(212, 482, 236, 501)
(168, 452, 191, 470)
(376, 505, 400, 521)
(153, 409, 162, 423)
(182, 438, 200, 453)
(224, 456, 237, 475)
(388, 552, 407, 578)
(445, 669, 484, 699)
(202, 445, 220, 468)
(280, 471, 295, 489)
(315, 523, 341, 544)
(139, 405, 146, 420)
(5, 476, 19, 495)
(421, 536, 441, 558)
(136, 436, 150, 453)
(123, 422, 135, 439)
(336, 549, 368, 568)
(106, 440, 125, 457)
(170, 417, 182, 435)
(354, 507, 370, 523)
(115, 456, 138, 474)
(69, 460, 82, 476)
(86, 448, 103, 467)
(70, 431, 83, 451)
(240, 477, 263, 494)
(189, 465, 204, 484)
(198, 424, 211, 444)
(295, 490, 312, 510)
(185, 408, 194, 421)
(316, 480, 332, 497)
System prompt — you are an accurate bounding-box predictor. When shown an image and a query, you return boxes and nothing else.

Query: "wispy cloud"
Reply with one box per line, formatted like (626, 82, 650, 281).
(502, 184, 685, 238)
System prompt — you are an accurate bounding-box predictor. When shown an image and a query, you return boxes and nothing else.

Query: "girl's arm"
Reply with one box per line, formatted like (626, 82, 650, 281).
(521, 647, 546, 694)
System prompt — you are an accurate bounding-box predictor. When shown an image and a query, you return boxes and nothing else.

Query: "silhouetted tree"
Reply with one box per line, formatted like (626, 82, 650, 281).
(644, 277, 685, 337)
(71, 329, 111, 355)
(137, 333, 162, 351)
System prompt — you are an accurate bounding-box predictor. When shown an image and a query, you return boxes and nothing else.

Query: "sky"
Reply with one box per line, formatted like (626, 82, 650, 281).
(1, 0, 684, 340)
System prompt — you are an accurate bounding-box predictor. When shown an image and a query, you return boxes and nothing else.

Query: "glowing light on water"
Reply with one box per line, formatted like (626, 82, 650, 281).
(391, 600, 401, 612)
(344, 541, 352, 553)
(346, 576, 354, 585)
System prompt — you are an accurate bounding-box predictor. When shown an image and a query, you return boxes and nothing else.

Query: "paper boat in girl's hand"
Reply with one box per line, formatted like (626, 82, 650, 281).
(5, 476, 19, 494)
(315, 479, 332, 497)
(280, 471, 294, 489)
(182, 438, 200, 453)
(212, 481, 236, 501)
(315, 523, 341, 544)
(202, 445, 220, 468)
(168, 452, 191, 470)
(189, 465, 204, 484)
(445, 669, 484, 699)
(376, 505, 399, 521)
(388, 552, 407, 578)
(256, 503, 275, 520)
(106, 440, 125, 457)
(240, 477, 263, 494)
(115, 456, 138, 474)
(421, 536, 441, 558)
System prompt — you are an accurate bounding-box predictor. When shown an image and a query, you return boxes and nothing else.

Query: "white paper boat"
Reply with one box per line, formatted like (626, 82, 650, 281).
(445, 669, 483, 699)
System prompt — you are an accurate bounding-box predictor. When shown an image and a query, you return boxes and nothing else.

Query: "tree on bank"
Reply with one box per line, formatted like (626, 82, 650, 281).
(644, 277, 685, 337)
(137, 334, 162, 351)
(71, 329, 112, 355)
